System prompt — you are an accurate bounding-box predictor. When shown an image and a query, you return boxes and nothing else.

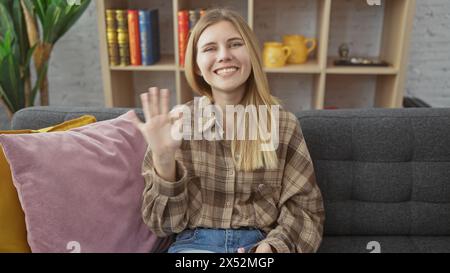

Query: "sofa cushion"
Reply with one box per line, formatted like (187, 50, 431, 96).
(0, 111, 163, 252)
(318, 236, 450, 253)
(0, 115, 96, 253)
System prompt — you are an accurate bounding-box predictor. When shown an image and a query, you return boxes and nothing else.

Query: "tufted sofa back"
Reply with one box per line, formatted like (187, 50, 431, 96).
(298, 108, 450, 236)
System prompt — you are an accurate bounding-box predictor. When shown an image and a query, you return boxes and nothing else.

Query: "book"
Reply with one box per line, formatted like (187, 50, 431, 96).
(178, 9, 207, 66)
(128, 10, 142, 65)
(178, 10, 189, 67)
(115, 10, 130, 66)
(199, 8, 207, 17)
(139, 9, 161, 65)
(105, 9, 119, 66)
(188, 9, 199, 30)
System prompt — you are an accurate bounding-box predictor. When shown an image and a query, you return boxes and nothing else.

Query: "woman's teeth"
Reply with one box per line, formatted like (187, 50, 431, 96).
(216, 67, 238, 75)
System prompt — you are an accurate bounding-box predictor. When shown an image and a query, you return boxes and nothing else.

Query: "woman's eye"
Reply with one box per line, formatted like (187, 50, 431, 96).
(204, 47, 215, 52)
(230, 42, 243, 48)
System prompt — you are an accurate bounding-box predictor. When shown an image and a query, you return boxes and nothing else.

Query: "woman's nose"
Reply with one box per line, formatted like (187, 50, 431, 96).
(217, 47, 233, 62)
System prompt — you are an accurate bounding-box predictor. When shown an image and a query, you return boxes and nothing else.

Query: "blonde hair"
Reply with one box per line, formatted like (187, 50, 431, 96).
(184, 8, 280, 171)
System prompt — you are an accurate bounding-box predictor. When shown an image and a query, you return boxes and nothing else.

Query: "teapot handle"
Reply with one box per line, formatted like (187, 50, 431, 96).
(305, 38, 317, 55)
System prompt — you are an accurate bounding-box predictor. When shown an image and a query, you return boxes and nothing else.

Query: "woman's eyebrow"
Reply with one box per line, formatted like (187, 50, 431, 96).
(227, 37, 243, 42)
(200, 37, 243, 48)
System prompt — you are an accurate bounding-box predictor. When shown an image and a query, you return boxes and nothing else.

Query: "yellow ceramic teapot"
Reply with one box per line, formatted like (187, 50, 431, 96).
(263, 42, 292, 68)
(282, 35, 316, 64)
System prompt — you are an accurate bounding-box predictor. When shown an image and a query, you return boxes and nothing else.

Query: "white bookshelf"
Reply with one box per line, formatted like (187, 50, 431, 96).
(97, 0, 416, 109)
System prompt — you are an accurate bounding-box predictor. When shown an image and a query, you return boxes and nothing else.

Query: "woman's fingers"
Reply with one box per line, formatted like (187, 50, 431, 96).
(160, 89, 170, 115)
(140, 93, 151, 123)
(141, 87, 172, 123)
(149, 87, 160, 117)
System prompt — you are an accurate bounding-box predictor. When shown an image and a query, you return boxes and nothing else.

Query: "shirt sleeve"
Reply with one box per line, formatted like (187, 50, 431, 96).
(141, 146, 191, 237)
(251, 118, 325, 253)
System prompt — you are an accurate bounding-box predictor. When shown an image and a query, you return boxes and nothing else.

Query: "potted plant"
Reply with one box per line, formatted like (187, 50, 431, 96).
(0, 0, 91, 118)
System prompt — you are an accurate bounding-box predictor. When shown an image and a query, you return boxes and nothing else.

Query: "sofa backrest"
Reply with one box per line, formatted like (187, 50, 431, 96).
(11, 106, 144, 130)
(298, 107, 450, 236)
(12, 106, 450, 236)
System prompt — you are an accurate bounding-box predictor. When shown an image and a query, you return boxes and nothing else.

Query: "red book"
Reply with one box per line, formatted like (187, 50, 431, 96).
(128, 10, 142, 65)
(178, 10, 189, 67)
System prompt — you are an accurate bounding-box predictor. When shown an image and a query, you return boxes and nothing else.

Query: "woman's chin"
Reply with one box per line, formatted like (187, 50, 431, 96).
(211, 81, 247, 94)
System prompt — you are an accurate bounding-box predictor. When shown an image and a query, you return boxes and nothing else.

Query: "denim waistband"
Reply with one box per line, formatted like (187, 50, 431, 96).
(197, 226, 261, 231)
(168, 227, 267, 253)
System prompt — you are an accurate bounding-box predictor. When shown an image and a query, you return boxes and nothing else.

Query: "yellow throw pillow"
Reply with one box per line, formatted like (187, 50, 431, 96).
(0, 115, 96, 253)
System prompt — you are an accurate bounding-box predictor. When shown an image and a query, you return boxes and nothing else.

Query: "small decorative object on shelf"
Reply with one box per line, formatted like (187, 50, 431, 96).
(282, 35, 316, 64)
(338, 43, 349, 60)
(334, 43, 389, 67)
(263, 42, 292, 68)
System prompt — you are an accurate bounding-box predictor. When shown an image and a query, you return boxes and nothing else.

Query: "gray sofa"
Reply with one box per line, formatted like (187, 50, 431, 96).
(11, 106, 450, 253)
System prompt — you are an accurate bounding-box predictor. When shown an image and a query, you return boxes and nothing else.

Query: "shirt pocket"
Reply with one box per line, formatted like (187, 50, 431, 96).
(251, 183, 281, 228)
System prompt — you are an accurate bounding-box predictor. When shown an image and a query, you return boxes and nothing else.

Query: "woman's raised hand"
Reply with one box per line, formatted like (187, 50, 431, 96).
(130, 87, 183, 159)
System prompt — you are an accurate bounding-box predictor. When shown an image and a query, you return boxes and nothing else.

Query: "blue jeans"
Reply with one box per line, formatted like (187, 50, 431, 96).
(167, 228, 267, 253)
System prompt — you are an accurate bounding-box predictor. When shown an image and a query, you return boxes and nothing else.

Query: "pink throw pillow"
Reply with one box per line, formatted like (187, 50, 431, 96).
(0, 111, 163, 253)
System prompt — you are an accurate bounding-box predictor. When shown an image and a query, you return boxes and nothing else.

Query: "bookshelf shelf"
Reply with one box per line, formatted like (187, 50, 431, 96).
(326, 58, 398, 75)
(97, 0, 416, 110)
(326, 66, 398, 75)
(109, 54, 176, 71)
(264, 60, 321, 74)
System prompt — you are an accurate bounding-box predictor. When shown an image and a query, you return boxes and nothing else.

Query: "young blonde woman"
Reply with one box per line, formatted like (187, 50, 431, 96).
(130, 8, 324, 253)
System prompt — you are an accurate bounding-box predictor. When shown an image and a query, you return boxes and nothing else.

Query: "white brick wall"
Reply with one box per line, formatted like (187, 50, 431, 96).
(1, 0, 449, 128)
(406, 0, 450, 107)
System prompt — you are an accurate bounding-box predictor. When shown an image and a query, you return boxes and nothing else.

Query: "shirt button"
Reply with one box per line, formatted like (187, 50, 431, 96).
(229, 170, 235, 176)
(226, 201, 232, 207)
(258, 184, 265, 190)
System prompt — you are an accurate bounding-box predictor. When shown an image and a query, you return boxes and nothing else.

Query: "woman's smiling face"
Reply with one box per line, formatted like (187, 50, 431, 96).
(196, 20, 252, 95)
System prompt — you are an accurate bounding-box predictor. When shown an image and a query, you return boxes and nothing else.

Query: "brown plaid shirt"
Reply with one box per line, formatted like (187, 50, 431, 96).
(141, 97, 325, 253)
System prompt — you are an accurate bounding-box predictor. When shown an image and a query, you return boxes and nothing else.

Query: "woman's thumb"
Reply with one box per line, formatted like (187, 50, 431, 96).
(128, 110, 143, 128)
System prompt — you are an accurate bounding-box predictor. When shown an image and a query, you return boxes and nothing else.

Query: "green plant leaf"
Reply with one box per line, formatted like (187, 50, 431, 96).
(35, 0, 47, 23)
(48, 4, 62, 43)
(0, 45, 7, 59)
(0, 2, 15, 39)
(11, 0, 31, 66)
(0, 83, 15, 114)
(27, 0, 91, 44)
(24, 42, 37, 68)
(31, 61, 47, 105)
(0, 0, 90, 112)
(54, 0, 90, 43)
(0, 23, 27, 113)
(0, 29, 13, 58)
